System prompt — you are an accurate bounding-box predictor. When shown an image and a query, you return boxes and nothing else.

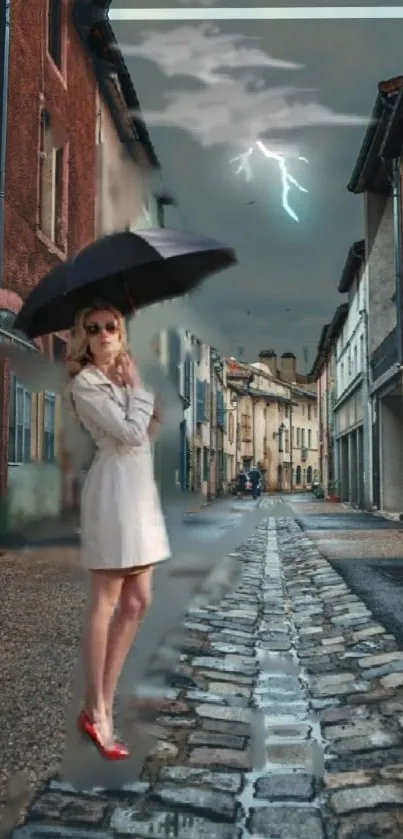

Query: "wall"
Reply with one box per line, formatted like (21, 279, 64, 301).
(4, 0, 96, 302)
(222, 363, 237, 480)
(380, 396, 403, 512)
(95, 92, 152, 236)
(193, 342, 211, 495)
(336, 265, 368, 398)
(6, 463, 62, 528)
(1, 0, 96, 523)
(365, 192, 396, 357)
(291, 395, 318, 487)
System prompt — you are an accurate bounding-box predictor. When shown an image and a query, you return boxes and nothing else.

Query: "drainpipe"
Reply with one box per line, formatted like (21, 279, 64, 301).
(325, 358, 330, 493)
(252, 397, 256, 465)
(360, 306, 371, 508)
(318, 369, 322, 486)
(289, 402, 293, 491)
(0, 0, 10, 288)
(393, 157, 403, 366)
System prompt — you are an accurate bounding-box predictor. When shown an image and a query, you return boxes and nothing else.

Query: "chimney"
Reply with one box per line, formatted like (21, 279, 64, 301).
(258, 349, 277, 377)
(280, 352, 297, 382)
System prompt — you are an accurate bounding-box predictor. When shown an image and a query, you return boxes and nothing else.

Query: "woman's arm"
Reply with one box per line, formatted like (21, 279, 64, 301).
(148, 395, 163, 441)
(71, 380, 155, 446)
(148, 416, 161, 442)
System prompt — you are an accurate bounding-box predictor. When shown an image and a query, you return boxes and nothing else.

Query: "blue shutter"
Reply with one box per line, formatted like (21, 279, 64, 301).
(184, 356, 191, 403)
(168, 329, 181, 390)
(179, 421, 186, 490)
(196, 380, 206, 423)
(216, 390, 224, 427)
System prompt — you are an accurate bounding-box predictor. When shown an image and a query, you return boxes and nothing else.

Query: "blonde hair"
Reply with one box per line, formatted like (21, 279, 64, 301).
(66, 301, 129, 378)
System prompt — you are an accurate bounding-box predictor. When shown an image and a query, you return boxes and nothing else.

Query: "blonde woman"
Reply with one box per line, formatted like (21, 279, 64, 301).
(66, 300, 170, 761)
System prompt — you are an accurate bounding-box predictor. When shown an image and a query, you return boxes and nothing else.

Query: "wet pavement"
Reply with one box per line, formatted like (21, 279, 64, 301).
(4, 494, 403, 838)
(297, 513, 403, 531)
(0, 496, 262, 834)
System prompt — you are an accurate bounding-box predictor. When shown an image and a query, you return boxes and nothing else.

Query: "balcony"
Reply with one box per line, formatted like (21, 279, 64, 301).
(371, 327, 398, 383)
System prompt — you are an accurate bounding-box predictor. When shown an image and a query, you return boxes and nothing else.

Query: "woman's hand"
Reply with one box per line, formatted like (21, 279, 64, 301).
(152, 395, 163, 423)
(119, 353, 142, 388)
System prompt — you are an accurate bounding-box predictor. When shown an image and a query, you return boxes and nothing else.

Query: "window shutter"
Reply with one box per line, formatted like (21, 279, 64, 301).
(216, 391, 224, 427)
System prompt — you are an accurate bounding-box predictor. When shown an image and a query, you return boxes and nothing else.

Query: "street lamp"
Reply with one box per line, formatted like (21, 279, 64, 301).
(273, 422, 286, 452)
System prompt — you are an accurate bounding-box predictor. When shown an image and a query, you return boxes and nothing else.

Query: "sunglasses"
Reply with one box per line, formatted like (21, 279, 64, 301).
(85, 321, 119, 337)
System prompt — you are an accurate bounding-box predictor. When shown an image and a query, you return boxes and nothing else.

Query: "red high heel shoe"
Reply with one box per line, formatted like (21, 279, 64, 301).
(77, 710, 130, 761)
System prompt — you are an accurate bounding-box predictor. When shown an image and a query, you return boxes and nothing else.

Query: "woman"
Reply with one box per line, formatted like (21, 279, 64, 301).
(66, 301, 170, 761)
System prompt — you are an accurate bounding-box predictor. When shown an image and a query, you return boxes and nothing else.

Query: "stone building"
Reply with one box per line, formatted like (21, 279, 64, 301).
(256, 351, 319, 491)
(347, 74, 403, 511)
(224, 350, 319, 493)
(333, 243, 370, 509)
(311, 307, 346, 500)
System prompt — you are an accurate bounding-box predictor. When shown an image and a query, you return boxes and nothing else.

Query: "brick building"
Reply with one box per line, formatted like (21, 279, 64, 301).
(0, 0, 159, 530)
(0, 0, 97, 528)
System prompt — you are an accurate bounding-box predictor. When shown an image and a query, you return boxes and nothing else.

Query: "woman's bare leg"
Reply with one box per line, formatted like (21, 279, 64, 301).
(83, 571, 123, 743)
(103, 567, 153, 722)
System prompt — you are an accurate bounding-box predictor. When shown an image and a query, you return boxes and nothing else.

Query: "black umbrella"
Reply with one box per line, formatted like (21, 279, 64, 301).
(14, 228, 237, 338)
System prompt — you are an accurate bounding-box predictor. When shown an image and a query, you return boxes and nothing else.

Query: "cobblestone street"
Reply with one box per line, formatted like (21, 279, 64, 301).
(7, 497, 403, 839)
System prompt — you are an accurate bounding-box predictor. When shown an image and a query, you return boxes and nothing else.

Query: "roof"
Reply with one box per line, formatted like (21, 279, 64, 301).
(248, 388, 296, 406)
(347, 75, 403, 195)
(309, 304, 348, 380)
(381, 86, 403, 159)
(338, 240, 365, 293)
(290, 385, 316, 401)
(72, 0, 159, 168)
(310, 324, 330, 380)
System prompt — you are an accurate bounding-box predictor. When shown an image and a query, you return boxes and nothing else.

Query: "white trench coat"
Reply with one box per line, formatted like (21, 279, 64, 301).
(69, 365, 171, 571)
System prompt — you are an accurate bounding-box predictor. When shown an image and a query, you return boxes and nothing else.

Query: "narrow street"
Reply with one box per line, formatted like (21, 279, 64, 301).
(3, 495, 403, 839)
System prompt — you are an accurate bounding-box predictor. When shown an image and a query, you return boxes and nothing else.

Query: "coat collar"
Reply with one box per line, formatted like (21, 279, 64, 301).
(78, 364, 115, 388)
(76, 365, 127, 405)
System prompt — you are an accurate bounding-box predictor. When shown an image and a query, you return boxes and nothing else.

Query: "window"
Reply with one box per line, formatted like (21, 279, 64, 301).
(360, 335, 364, 371)
(284, 430, 290, 453)
(47, 0, 62, 68)
(296, 427, 301, 446)
(228, 412, 234, 444)
(301, 403, 305, 416)
(39, 110, 66, 248)
(203, 446, 209, 481)
(8, 377, 31, 464)
(308, 403, 311, 420)
(301, 428, 305, 447)
(43, 392, 56, 461)
(308, 429, 312, 449)
(354, 345, 358, 377)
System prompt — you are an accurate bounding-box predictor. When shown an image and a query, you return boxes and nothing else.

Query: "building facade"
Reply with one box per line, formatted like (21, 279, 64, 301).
(1, 0, 98, 529)
(193, 341, 212, 497)
(333, 243, 371, 508)
(0, 0, 160, 530)
(348, 75, 403, 512)
(311, 313, 343, 500)
(256, 351, 319, 491)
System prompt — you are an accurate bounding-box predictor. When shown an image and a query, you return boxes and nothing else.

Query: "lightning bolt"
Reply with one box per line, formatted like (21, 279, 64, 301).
(230, 143, 308, 222)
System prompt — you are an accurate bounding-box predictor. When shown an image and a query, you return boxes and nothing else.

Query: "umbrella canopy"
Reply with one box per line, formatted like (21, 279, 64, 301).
(14, 228, 237, 338)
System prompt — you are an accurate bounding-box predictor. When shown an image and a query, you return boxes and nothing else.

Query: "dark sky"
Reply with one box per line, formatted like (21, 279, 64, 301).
(110, 4, 403, 369)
